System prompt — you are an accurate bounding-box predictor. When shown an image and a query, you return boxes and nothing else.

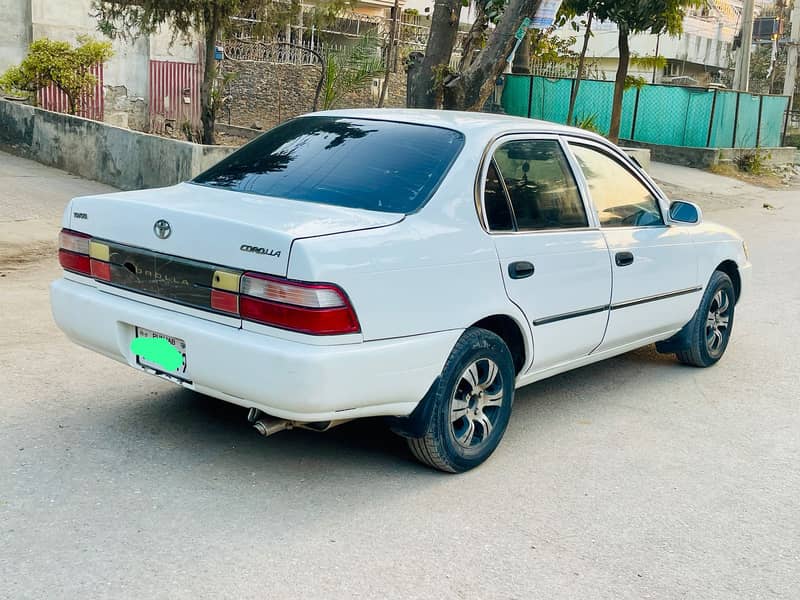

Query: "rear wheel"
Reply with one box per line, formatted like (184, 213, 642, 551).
(406, 328, 515, 473)
(676, 270, 736, 367)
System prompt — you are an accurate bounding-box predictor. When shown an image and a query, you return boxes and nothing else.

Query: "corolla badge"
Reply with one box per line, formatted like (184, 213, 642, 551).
(153, 219, 172, 239)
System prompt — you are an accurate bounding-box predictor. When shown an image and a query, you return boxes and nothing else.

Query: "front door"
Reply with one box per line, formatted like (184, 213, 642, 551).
(567, 141, 700, 351)
(481, 136, 613, 372)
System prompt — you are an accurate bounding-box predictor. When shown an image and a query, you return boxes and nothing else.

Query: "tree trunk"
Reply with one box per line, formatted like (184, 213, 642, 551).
(407, 0, 462, 108)
(442, 0, 543, 111)
(608, 24, 629, 144)
(512, 32, 531, 74)
(200, 8, 220, 145)
(567, 11, 593, 126)
(458, 3, 489, 72)
(378, 0, 400, 108)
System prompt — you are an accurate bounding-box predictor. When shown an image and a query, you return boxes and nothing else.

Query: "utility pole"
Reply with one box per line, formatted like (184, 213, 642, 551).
(784, 0, 800, 110)
(733, 0, 756, 91)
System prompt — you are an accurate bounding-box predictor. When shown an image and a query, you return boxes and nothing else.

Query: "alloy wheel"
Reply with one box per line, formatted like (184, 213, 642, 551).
(450, 358, 505, 449)
(705, 288, 731, 357)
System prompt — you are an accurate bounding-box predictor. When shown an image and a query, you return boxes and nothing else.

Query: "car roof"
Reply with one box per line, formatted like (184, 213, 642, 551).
(307, 108, 606, 143)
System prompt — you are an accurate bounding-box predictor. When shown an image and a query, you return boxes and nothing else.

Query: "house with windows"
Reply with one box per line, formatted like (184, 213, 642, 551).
(548, 0, 775, 86)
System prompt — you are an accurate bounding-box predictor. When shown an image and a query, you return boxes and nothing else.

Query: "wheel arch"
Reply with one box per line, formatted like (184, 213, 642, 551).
(470, 314, 529, 375)
(715, 259, 741, 302)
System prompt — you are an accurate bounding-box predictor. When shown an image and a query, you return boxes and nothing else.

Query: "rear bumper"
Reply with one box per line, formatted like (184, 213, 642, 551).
(50, 277, 460, 421)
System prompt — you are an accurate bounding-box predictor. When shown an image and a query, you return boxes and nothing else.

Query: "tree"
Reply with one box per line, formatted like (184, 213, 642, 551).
(750, 43, 787, 95)
(560, 0, 601, 125)
(0, 36, 113, 115)
(321, 33, 384, 109)
(408, 0, 545, 111)
(597, 0, 701, 143)
(92, 0, 299, 144)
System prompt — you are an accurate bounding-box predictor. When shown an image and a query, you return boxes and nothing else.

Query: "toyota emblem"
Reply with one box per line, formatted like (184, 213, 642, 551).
(153, 219, 172, 239)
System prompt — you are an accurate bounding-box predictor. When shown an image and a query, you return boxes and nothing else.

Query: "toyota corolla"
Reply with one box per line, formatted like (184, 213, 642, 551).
(50, 109, 751, 472)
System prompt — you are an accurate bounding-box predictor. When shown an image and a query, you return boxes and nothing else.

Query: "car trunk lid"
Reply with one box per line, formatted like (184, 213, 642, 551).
(66, 183, 403, 324)
(68, 183, 404, 277)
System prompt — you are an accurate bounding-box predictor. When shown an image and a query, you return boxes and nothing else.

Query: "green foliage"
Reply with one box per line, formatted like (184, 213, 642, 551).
(749, 44, 787, 95)
(0, 36, 113, 114)
(624, 74, 647, 90)
(573, 113, 602, 134)
(92, 0, 300, 41)
(321, 34, 383, 110)
(631, 53, 667, 71)
(735, 150, 771, 175)
(530, 29, 577, 63)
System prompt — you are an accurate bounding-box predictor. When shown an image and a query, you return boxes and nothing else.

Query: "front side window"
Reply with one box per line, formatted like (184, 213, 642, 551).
(193, 116, 465, 214)
(569, 144, 664, 227)
(488, 139, 588, 231)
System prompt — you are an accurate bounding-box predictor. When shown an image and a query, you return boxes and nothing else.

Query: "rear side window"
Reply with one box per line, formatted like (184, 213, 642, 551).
(489, 139, 588, 231)
(193, 116, 464, 214)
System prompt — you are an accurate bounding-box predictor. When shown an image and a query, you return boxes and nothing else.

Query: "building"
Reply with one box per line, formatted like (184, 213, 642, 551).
(550, 0, 776, 87)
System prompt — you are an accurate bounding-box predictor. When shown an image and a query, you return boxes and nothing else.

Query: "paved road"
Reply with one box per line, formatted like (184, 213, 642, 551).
(1, 151, 799, 599)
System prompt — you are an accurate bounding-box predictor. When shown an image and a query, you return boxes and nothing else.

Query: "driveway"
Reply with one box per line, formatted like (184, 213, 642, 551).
(1, 151, 798, 599)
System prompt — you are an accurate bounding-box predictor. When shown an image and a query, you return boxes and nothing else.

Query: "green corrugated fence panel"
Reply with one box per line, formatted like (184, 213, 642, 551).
(530, 77, 546, 119)
(619, 87, 638, 140)
(501, 75, 532, 118)
(541, 78, 572, 125)
(759, 95, 789, 147)
(735, 94, 761, 148)
(708, 91, 737, 147)
(683, 89, 715, 147)
(632, 85, 692, 146)
(573, 79, 614, 134)
(500, 75, 789, 148)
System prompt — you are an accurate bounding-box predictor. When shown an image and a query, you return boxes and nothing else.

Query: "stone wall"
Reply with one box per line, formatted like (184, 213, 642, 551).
(0, 98, 235, 190)
(103, 85, 149, 131)
(222, 60, 407, 130)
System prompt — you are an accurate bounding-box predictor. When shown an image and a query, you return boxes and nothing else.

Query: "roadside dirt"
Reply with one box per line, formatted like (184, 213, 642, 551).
(0, 237, 56, 273)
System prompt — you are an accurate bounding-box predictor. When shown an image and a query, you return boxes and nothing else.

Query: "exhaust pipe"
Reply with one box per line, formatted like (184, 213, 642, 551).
(253, 416, 292, 437)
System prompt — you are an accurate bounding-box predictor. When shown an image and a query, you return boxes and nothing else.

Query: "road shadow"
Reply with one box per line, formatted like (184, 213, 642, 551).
(98, 344, 681, 479)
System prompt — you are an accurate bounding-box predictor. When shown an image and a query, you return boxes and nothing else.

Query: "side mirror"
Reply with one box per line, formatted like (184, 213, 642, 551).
(669, 200, 702, 224)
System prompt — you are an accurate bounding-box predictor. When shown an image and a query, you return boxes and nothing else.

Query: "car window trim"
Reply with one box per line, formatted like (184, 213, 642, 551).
(475, 133, 597, 235)
(561, 136, 670, 228)
(489, 158, 519, 232)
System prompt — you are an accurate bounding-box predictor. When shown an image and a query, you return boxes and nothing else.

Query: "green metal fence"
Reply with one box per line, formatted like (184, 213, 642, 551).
(501, 74, 790, 148)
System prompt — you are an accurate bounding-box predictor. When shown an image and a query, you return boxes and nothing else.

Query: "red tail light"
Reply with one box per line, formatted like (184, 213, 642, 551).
(239, 272, 360, 335)
(58, 229, 91, 276)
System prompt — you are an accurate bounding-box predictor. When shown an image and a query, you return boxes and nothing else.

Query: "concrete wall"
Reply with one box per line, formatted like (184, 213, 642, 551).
(0, 0, 31, 72)
(0, 98, 234, 190)
(622, 139, 796, 169)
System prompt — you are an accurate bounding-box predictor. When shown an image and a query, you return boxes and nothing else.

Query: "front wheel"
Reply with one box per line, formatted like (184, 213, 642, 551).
(406, 327, 515, 473)
(676, 270, 736, 367)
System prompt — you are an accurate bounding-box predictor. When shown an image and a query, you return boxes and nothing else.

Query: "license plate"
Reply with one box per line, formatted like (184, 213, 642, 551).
(134, 327, 188, 378)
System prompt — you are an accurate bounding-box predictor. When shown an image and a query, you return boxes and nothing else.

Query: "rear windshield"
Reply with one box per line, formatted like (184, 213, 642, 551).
(193, 116, 465, 214)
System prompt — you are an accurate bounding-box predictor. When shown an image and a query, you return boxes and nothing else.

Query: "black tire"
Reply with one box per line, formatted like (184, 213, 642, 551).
(406, 327, 515, 473)
(676, 270, 736, 368)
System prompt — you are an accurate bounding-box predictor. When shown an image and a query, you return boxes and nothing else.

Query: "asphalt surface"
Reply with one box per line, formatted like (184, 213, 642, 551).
(1, 151, 799, 599)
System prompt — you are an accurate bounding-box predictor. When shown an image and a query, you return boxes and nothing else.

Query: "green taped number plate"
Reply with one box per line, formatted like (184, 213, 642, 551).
(133, 327, 188, 378)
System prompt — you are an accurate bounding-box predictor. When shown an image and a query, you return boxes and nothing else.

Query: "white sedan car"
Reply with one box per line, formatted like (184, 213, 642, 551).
(51, 109, 751, 472)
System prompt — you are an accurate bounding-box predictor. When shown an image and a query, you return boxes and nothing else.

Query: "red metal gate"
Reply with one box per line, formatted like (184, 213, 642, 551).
(148, 60, 202, 132)
(37, 63, 104, 120)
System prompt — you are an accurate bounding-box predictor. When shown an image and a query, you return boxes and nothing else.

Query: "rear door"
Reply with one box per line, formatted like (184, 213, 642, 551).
(566, 140, 700, 350)
(481, 135, 613, 373)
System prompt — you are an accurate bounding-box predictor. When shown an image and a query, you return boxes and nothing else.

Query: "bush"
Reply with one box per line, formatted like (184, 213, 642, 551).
(734, 149, 771, 175)
(0, 36, 112, 114)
